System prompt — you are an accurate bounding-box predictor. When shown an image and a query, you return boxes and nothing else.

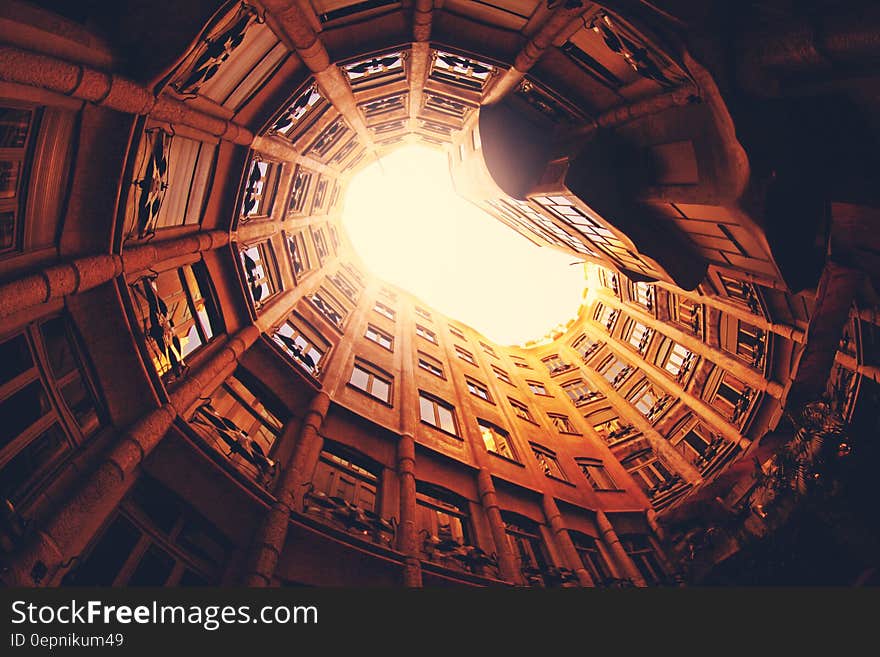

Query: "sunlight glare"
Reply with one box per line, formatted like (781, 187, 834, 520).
(341, 145, 586, 346)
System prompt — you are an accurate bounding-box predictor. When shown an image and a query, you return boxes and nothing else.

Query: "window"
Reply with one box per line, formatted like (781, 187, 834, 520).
(527, 380, 550, 396)
(572, 334, 602, 361)
(414, 306, 432, 321)
(189, 371, 283, 483)
(0, 105, 35, 255)
(364, 324, 393, 351)
(0, 317, 103, 509)
(627, 321, 653, 354)
(630, 380, 670, 421)
(273, 315, 330, 376)
(327, 271, 359, 304)
(312, 448, 377, 514)
(562, 379, 599, 405)
(531, 444, 566, 480)
(510, 355, 532, 369)
(311, 226, 329, 261)
(240, 241, 282, 310)
(479, 341, 497, 358)
(542, 354, 571, 375)
(671, 295, 702, 336)
(708, 373, 752, 423)
(373, 300, 396, 321)
(570, 531, 613, 586)
(492, 366, 513, 385)
(308, 287, 347, 330)
(721, 316, 766, 368)
(240, 158, 281, 219)
(343, 51, 406, 88)
(503, 514, 551, 582)
(429, 50, 495, 93)
(418, 352, 444, 378)
(549, 413, 577, 434)
(592, 417, 634, 444)
(62, 475, 230, 586)
(594, 303, 618, 332)
(419, 392, 457, 436)
(129, 263, 222, 380)
(577, 458, 620, 491)
(271, 82, 323, 139)
(285, 230, 312, 279)
(349, 360, 392, 404)
(600, 357, 631, 388)
(718, 274, 758, 311)
(629, 281, 654, 310)
(287, 165, 314, 215)
(508, 398, 535, 423)
(621, 536, 666, 585)
(416, 324, 437, 344)
(455, 345, 476, 365)
(478, 419, 517, 460)
(466, 377, 492, 402)
(621, 449, 677, 497)
(416, 485, 471, 560)
(662, 341, 693, 378)
(448, 325, 465, 340)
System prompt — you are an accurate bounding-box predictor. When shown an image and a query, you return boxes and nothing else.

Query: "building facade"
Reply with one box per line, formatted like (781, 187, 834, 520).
(0, 0, 878, 587)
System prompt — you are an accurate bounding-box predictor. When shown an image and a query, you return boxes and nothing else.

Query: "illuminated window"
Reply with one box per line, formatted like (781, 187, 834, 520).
(240, 158, 281, 219)
(455, 345, 476, 365)
(493, 366, 513, 385)
(364, 324, 393, 351)
(373, 300, 396, 321)
(542, 354, 571, 375)
(285, 230, 312, 279)
(662, 341, 693, 377)
(527, 380, 550, 396)
(627, 320, 653, 354)
(416, 324, 437, 344)
(308, 287, 347, 331)
(620, 449, 676, 497)
(240, 242, 282, 310)
(273, 315, 330, 377)
(311, 226, 329, 261)
(630, 380, 670, 421)
(572, 333, 602, 361)
(419, 392, 458, 435)
(429, 50, 495, 92)
(562, 379, 598, 405)
(629, 280, 653, 310)
(531, 444, 566, 480)
(271, 82, 324, 139)
(349, 360, 392, 404)
(466, 376, 492, 402)
(418, 352, 444, 378)
(343, 51, 406, 88)
(503, 514, 551, 583)
(190, 371, 283, 483)
(129, 263, 222, 380)
(576, 458, 619, 491)
(600, 356, 631, 388)
(478, 419, 517, 460)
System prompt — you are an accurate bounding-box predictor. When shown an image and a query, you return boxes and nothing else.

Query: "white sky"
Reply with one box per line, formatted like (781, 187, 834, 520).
(341, 145, 586, 346)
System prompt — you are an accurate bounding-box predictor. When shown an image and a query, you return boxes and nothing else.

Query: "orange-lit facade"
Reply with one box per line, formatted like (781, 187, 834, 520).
(0, 0, 878, 587)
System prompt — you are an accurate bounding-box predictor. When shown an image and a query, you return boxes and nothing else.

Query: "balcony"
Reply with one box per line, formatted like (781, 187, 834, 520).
(419, 529, 501, 580)
(302, 487, 396, 549)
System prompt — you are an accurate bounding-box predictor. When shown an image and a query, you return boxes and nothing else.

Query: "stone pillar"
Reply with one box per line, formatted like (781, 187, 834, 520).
(596, 510, 647, 587)
(0, 45, 252, 144)
(243, 391, 331, 587)
(3, 326, 259, 587)
(396, 433, 422, 587)
(476, 469, 521, 584)
(542, 494, 595, 587)
(0, 230, 228, 320)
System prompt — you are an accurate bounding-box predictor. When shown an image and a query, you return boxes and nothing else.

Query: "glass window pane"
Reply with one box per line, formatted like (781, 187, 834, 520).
(61, 515, 141, 586)
(0, 333, 33, 384)
(438, 406, 455, 434)
(372, 377, 390, 402)
(419, 396, 434, 424)
(0, 379, 51, 448)
(350, 366, 369, 391)
(0, 424, 68, 504)
(128, 544, 176, 586)
(39, 317, 77, 379)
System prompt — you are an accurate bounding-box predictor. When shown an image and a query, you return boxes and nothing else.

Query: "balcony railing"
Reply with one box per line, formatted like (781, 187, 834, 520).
(302, 487, 396, 549)
(419, 530, 500, 579)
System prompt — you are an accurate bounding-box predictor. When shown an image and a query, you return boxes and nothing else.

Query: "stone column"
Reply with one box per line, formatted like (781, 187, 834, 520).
(0, 230, 228, 320)
(3, 325, 259, 587)
(596, 510, 647, 587)
(476, 469, 521, 584)
(396, 433, 422, 587)
(542, 494, 595, 587)
(243, 391, 331, 587)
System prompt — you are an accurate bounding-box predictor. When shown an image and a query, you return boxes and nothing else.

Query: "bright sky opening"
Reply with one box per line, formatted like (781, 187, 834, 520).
(341, 145, 587, 346)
